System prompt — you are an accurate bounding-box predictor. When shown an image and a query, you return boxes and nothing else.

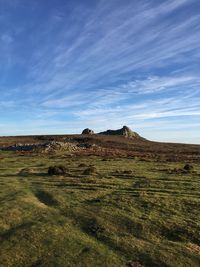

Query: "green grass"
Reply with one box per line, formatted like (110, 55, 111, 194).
(0, 151, 200, 267)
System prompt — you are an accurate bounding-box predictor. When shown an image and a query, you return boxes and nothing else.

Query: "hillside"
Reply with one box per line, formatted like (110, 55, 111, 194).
(0, 131, 199, 162)
(0, 132, 200, 267)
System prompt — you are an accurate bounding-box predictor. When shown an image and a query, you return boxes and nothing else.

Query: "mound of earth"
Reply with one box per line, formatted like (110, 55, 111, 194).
(82, 128, 94, 135)
(99, 126, 141, 138)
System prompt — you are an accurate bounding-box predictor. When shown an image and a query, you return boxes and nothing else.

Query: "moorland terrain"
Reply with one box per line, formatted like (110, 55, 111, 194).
(0, 126, 200, 267)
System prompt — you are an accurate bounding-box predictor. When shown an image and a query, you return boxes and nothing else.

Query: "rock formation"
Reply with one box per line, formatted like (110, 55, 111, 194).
(81, 128, 94, 135)
(99, 126, 140, 138)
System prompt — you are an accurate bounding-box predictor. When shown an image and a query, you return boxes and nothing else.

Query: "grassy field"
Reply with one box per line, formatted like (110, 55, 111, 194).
(0, 150, 200, 267)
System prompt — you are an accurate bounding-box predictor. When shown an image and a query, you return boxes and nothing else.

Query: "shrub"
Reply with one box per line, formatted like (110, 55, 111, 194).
(123, 170, 132, 174)
(19, 168, 34, 176)
(78, 163, 87, 167)
(48, 165, 66, 175)
(183, 164, 193, 171)
(83, 218, 104, 238)
(83, 166, 97, 175)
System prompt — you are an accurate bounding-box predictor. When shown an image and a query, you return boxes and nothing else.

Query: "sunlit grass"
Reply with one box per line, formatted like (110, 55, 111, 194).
(0, 151, 200, 266)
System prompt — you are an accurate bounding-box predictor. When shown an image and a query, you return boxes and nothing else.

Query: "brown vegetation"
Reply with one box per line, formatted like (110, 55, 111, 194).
(48, 165, 67, 175)
(0, 134, 200, 163)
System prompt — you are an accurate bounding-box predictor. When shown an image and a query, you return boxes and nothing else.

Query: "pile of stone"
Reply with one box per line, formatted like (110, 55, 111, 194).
(0, 141, 80, 153)
(43, 141, 79, 152)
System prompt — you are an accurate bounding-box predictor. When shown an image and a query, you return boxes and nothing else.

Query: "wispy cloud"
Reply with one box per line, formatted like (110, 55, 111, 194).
(39, 74, 200, 110)
(1, 34, 13, 44)
(21, 0, 200, 92)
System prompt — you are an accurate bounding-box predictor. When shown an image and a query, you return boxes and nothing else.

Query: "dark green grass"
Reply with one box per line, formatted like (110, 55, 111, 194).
(0, 151, 200, 267)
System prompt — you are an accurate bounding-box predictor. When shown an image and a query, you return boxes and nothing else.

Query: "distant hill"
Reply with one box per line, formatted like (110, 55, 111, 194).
(0, 131, 199, 162)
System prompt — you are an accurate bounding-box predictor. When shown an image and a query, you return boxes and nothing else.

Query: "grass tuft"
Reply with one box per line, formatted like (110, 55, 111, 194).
(48, 165, 67, 175)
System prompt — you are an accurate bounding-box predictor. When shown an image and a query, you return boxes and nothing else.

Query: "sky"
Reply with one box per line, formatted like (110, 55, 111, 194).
(0, 0, 200, 143)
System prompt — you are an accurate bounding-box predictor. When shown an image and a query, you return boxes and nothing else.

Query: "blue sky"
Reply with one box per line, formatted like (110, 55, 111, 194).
(0, 0, 200, 143)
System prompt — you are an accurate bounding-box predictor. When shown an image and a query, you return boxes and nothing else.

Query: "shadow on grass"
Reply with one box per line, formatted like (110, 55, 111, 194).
(34, 190, 58, 206)
(79, 216, 167, 267)
(0, 222, 34, 241)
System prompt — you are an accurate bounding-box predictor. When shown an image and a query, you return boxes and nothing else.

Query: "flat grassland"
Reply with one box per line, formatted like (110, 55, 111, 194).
(0, 135, 200, 267)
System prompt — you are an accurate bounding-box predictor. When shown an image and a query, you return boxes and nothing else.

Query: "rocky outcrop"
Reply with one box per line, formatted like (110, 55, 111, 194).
(82, 128, 94, 135)
(99, 126, 140, 138)
(0, 141, 80, 153)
